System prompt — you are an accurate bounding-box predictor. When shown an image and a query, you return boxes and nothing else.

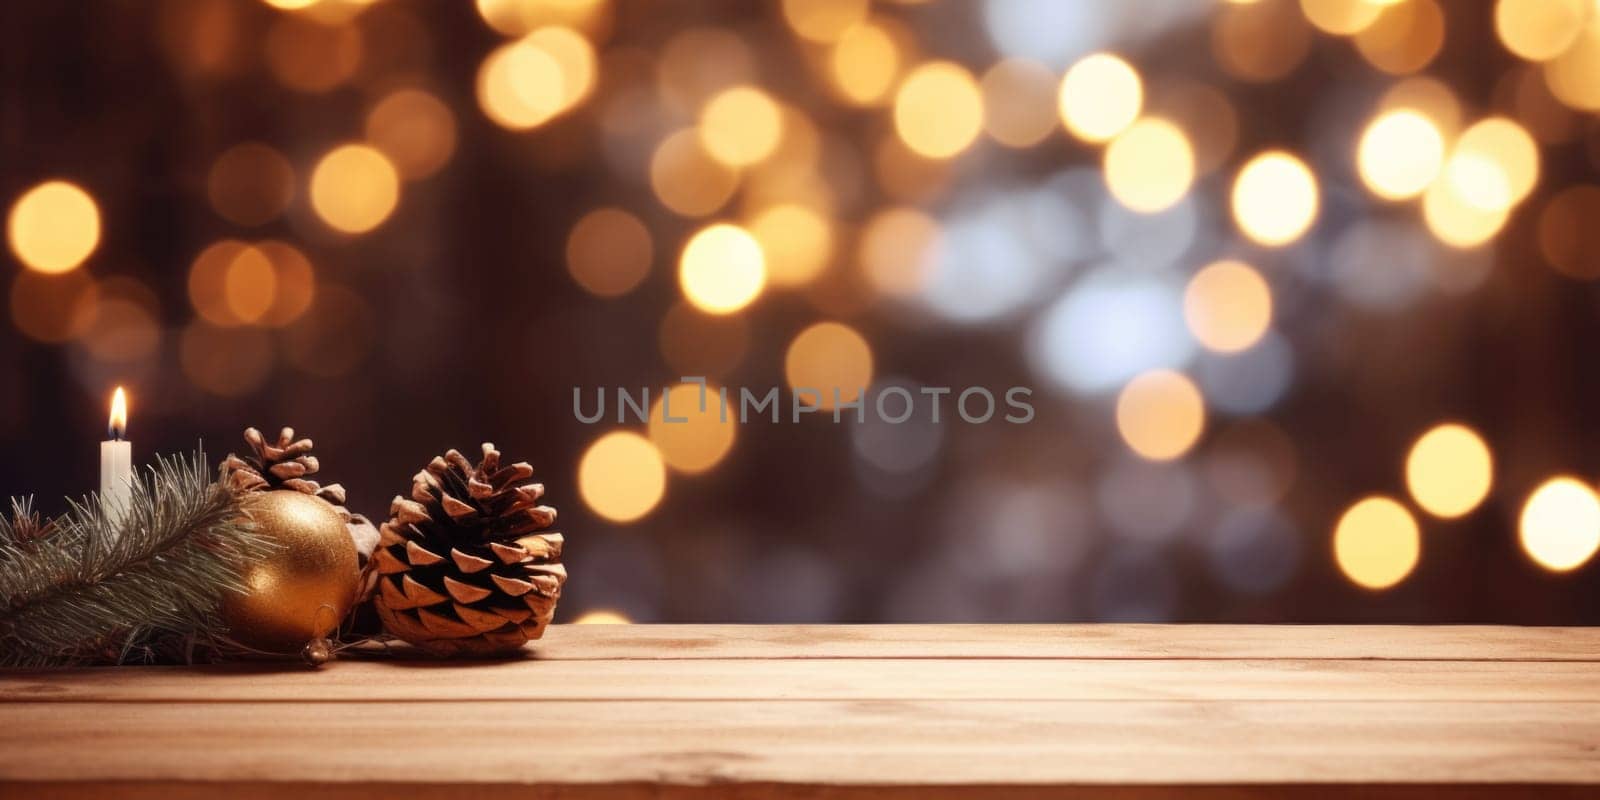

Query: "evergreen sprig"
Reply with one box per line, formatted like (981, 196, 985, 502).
(0, 449, 277, 667)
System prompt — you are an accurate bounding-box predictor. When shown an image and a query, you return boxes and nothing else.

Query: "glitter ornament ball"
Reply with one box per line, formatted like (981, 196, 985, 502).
(220, 491, 360, 654)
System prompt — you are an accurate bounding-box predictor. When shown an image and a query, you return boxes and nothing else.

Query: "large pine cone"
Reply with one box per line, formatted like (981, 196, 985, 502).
(220, 426, 380, 563)
(370, 443, 565, 656)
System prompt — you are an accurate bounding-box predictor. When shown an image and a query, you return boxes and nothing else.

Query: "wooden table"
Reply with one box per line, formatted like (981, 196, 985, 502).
(2, 625, 1599, 797)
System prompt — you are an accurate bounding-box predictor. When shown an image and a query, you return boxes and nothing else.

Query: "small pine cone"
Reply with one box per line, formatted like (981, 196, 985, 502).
(220, 427, 351, 515)
(369, 443, 565, 657)
(221, 426, 377, 566)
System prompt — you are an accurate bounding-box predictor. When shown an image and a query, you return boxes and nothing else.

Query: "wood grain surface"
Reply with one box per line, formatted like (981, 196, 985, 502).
(2, 625, 1598, 798)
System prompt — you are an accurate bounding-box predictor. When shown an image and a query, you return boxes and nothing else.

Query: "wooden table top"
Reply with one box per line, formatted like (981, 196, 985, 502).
(3, 624, 1599, 798)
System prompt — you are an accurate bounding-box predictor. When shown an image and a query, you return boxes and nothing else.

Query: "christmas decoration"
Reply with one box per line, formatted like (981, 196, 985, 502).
(370, 443, 564, 656)
(0, 451, 274, 667)
(218, 490, 360, 656)
(220, 427, 380, 565)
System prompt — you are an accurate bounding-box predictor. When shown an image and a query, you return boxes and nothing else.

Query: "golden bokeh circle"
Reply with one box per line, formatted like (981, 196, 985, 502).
(1333, 496, 1420, 591)
(309, 144, 401, 234)
(7, 181, 100, 274)
(578, 431, 667, 523)
(1520, 477, 1600, 573)
(1405, 424, 1494, 519)
(784, 321, 874, 411)
(1115, 370, 1206, 462)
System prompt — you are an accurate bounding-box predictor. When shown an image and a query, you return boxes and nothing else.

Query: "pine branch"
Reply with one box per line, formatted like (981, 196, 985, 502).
(0, 449, 278, 667)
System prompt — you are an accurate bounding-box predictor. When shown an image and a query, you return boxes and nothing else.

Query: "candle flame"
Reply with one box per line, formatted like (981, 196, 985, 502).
(109, 386, 127, 441)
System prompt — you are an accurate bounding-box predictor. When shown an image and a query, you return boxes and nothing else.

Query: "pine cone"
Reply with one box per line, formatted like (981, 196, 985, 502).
(220, 427, 379, 566)
(369, 443, 564, 657)
(220, 427, 350, 513)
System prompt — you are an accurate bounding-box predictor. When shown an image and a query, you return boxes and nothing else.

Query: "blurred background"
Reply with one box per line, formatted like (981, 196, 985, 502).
(4, 0, 1600, 624)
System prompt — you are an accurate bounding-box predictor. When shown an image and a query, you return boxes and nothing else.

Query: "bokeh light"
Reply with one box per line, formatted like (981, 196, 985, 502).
(648, 382, 738, 475)
(698, 86, 784, 167)
(785, 321, 874, 411)
(8, 270, 98, 343)
(1031, 268, 1194, 394)
(1353, 0, 1444, 75)
(573, 609, 632, 624)
(678, 223, 765, 314)
(782, 0, 869, 43)
(1405, 424, 1493, 519)
(657, 27, 754, 116)
(1334, 495, 1421, 590)
(1448, 117, 1539, 211)
(1543, 26, 1600, 111)
(650, 129, 740, 217)
(1115, 369, 1205, 462)
(1496, 0, 1587, 62)
(206, 143, 295, 226)
(222, 245, 277, 324)
(1147, 79, 1238, 175)
(893, 62, 983, 160)
(566, 207, 653, 297)
(1380, 77, 1463, 139)
(747, 204, 833, 288)
(1103, 117, 1194, 213)
(1422, 172, 1507, 249)
(1212, 0, 1312, 83)
(365, 89, 459, 181)
(477, 37, 566, 130)
(1538, 185, 1600, 280)
(7, 181, 100, 274)
(263, 15, 362, 93)
(526, 26, 597, 111)
(1357, 109, 1444, 201)
(80, 278, 160, 364)
(980, 59, 1059, 148)
(1299, 0, 1384, 36)
(578, 431, 667, 523)
(309, 144, 401, 234)
(1183, 259, 1271, 354)
(859, 206, 941, 297)
(829, 21, 900, 105)
(254, 241, 317, 327)
(1057, 52, 1141, 143)
(475, 0, 610, 37)
(1519, 477, 1600, 573)
(1232, 151, 1318, 247)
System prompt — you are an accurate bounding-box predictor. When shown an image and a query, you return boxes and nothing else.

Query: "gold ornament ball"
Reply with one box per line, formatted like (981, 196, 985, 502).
(221, 491, 360, 654)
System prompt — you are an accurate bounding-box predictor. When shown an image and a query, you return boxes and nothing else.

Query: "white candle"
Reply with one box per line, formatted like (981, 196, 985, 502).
(100, 386, 132, 518)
